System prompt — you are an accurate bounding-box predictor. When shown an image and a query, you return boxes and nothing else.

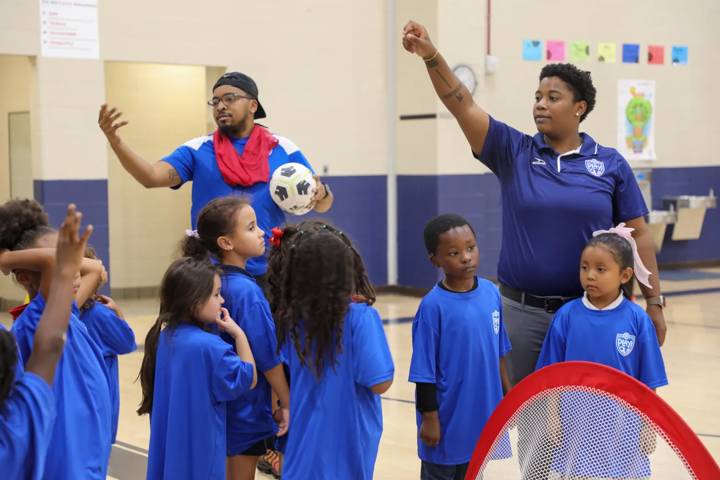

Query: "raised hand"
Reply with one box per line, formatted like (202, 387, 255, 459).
(98, 104, 129, 147)
(402, 20, 437, 59)
(56, 204, 93, 278)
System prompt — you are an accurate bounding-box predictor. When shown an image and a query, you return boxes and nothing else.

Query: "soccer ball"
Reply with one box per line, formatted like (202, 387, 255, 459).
(269, 163, 317, 215)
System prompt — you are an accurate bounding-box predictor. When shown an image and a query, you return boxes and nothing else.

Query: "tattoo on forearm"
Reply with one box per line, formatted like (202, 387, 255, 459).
(435, 70, 452, 88)
(441, 84, 465, 102)
(426, 58, 439, 69)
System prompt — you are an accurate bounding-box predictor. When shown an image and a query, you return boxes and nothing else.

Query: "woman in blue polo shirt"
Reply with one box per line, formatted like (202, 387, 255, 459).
(401, 20, 667, 388)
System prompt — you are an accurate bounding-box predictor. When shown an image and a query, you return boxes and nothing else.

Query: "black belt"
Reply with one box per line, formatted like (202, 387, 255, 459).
(500, 284, 576, 314)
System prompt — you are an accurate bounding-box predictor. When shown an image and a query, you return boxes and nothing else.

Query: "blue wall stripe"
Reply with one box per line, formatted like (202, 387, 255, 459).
(34, 179, 110, 294)
(304, 175, 388, 286)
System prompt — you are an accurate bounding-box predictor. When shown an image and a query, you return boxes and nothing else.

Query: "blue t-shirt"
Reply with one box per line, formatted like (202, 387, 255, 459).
(281, 303, 394, 480)
(0, 372, 55, 480)
(0, 323, 23, 381)
(475, 117, 649, 297)
(220, 265, 283, 454)
(79, 302, 137, 443)
(11, 295, 113, 480)
(409, 278, 512, 465)
(163, 133, 314, 276)
(147, 323, 255, 480)
(535, 297, 668, 478)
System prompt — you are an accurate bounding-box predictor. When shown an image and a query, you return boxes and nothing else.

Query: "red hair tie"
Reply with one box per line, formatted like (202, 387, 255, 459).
(269, 227, 284, 248)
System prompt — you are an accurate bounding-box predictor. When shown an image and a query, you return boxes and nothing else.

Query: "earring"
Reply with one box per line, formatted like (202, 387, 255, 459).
(575, 112, 580, 117)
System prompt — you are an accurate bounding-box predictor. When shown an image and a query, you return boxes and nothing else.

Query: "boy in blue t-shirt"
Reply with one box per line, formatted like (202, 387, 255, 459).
(409, 214, 512, 480)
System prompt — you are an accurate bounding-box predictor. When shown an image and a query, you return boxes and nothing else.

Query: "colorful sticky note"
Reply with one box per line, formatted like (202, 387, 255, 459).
(648, 45, 665, 65)
(597, 43, 617, 63)
(546, 40, 566, 61)
(622, 44, 640, 63)
(671, 46, 688, 65)
(569, 41, 590, 62)
(522, 40, 543, 61)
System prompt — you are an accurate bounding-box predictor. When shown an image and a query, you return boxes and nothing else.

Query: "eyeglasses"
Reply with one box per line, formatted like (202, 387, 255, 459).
(207, 93, 254, 108)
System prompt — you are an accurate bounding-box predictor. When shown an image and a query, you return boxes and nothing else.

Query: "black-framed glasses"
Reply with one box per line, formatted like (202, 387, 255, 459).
(207, 93, 254, 108)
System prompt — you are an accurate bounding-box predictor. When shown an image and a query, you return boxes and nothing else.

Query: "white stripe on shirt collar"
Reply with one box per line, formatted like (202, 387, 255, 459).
(582, 291, 624, 311)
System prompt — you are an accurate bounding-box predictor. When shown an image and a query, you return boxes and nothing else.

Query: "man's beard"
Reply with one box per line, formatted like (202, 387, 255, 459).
(218, 123, 240, 137)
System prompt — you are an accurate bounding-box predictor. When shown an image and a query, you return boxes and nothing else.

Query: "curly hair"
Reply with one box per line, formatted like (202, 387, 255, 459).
(0, 330, 19, 406)
(268, 221, 375, 377)
(0, 199, 50, 251)
(540, 63, 596, 122)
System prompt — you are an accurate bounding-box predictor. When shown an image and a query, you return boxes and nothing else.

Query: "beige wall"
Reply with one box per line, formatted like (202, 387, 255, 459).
(0, 55, 33, 302)
(411, 0, 720, 174)
(105, 62, 201, 288)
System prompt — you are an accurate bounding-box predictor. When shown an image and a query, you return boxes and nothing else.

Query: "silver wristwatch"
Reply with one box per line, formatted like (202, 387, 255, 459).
(646, 295, 666, 309)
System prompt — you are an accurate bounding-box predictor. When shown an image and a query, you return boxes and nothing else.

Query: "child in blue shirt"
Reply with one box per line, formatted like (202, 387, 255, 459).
(138, 257, 257, 480)
(79, 246, 136, 444)
(0, 200, 112, 480)
(0, 205, 93, 480)
(409, 214, 512, 480)
(267, 221, 395, 480)
(536, 223, 668, 478)
(182, 195, 290, 480)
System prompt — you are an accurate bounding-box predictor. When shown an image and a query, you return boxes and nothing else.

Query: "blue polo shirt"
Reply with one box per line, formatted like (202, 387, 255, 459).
(220, 265, 283, 455)
(163, 133, 314, 276)
(409, 278, 512, 465)
(535, 297, 667, 478)
(475, 117, 648, 297)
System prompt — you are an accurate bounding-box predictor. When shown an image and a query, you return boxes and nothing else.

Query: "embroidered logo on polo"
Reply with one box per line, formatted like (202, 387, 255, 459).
(492, 310, 500, 334)
(616, 332, 636, 357)
(532, 157, 546, 166)
(585, 158, 605, 177)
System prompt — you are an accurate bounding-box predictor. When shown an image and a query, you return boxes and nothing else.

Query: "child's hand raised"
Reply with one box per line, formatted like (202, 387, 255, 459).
(56, 204, 93, 278)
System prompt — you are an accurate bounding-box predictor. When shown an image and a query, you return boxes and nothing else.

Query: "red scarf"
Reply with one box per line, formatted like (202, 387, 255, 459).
(9, 303, 28, 321)
(214, 125, 278, 187)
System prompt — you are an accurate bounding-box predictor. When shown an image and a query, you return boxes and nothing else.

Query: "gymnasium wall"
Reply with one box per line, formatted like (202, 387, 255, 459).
(0, 1, 717, 300)
(395, 0, 720, 288)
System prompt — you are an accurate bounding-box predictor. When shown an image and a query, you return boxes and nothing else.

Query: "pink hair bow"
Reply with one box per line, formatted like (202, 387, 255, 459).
(592, 223, 653, 289)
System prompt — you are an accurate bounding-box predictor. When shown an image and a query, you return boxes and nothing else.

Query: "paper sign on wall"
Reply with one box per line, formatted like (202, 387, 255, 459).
(622, 44, 640, 64)
(546, 41, 566, 61)
(598, 43, 617, 63)
(40, 0, 99, 59)
(522, 40, 543, 61)
(671, 46, 688, 65)
(648, 45, 665, 65)
(618, 80, 656, 161)
(569, 42, 590, 62)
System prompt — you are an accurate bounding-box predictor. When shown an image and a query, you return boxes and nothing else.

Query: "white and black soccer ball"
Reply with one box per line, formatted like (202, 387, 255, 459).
(269, 163, 316, 215)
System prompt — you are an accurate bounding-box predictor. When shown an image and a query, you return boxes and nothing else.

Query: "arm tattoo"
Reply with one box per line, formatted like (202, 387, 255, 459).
(168, 168, 180, 185)
(441, 84, 465, 102)
(434, 70, 452, 88)
(425, 58, 439, 69)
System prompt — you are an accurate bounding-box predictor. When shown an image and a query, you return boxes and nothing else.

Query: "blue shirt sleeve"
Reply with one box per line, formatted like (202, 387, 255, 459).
(162, 145, 196, 185)
(351, 306, 394, 389)
(408, 300, 440, 384)
(87, 304, 137, 356)
(497, 300, 512, 357)
(10, 322, 33, 369)
(613, 155, 649, 223)
(536, 311, 568, 370)
(210, 342, 255, 403)
(636, 313, 668, 389)
(288, 149, 315, 174)
(474, 116, 530, 178)
(0, 372, 56, 480)
(244, 301, 283, 373)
